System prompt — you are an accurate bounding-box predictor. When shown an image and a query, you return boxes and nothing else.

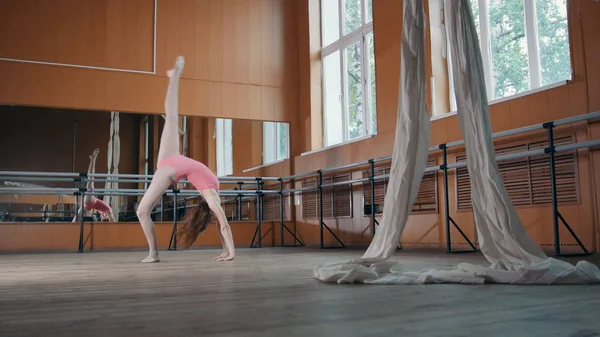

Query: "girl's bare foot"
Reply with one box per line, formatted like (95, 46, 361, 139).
(166, 56, 185, 78)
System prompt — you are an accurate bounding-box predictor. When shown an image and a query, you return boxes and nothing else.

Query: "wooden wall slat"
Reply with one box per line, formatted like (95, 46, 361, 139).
(235, 0, 250, 84)
(362, 157, 438, 214)
(301, 173, 352, 219)
(0, 0, 154, 71)
(456, 135, 579, 210)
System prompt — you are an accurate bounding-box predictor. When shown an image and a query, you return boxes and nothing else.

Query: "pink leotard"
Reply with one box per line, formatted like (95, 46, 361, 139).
(85, 197, 112, 213)
(157, 154, 220, 191)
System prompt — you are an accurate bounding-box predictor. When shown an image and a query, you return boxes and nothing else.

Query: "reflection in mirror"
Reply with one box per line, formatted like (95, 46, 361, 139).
(215, 119, 290, 223)
(262, 121, 289, 165)
(0, 105, 143, 223)
(0, 106, 291, 224)
(215, 118, 233, 177)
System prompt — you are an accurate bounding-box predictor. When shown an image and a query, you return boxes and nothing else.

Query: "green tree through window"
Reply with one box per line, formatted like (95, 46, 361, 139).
(445, 0, 571, 107)
(536, 0, 570, 86)
(489, 0, 530, 98)
(322, 0, 376, 146)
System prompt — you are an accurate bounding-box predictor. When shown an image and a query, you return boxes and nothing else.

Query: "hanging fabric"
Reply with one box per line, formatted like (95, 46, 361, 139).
(435, 0, 600, 284)
(314, 0, 433, 284)
(103, 111, 120, 221)
(111, 111, 120, 221)
(103, 112, 115, 207)
(313, 0, 600, 285)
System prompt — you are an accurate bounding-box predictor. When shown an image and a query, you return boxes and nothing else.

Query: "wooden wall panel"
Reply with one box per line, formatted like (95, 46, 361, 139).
(262, 87, 275, 121)
(249, 86, 263, 120)
(235, 0, 250, 83)
(261, 0, 275, 87)
(222, 0, 237, 83)
(188, 116, 209, 163)
(209, 83, 223, 118)
(248, 0, 263, 85)
(590, 122, 600, 252)
(208, 1, 224, 82)
(236, 85, 251, 119)
(0, 0, 154, 71)
(222, 83, 236, 119)
(0, 221, 289, 252)
(580, 0, 600, 113)
(0, 0, 298, 122)
(273, 0, 285, 88)
(194, 0, 210, 80)
(296, 0, 312, 154)
(231, 120, 263, 174)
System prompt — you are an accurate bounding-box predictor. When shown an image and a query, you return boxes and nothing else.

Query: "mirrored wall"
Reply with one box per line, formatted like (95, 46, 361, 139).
(0, 105, 290, 223)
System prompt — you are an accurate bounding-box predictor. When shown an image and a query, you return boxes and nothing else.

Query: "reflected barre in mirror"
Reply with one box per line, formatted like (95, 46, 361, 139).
(0, 105, 290, 224)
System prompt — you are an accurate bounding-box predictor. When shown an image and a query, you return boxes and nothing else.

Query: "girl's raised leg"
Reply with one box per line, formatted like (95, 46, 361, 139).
(157, 56, 185, 164)
(86, 148, 99, 190)
(72, 149, 100, 222)
(84, 149, 99, 204)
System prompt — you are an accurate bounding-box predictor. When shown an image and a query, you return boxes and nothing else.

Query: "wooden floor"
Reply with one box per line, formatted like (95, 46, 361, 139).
(1, 248, 599, 337)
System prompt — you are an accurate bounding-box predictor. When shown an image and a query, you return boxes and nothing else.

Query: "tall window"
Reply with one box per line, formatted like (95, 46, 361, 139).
(321, 0, 377, 147)
(444, 0, 571, 112)
(215, 118, 233, 177)
(263, 122, 289, 165)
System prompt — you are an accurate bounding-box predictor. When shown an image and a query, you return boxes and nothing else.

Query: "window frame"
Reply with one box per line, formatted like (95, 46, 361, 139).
(215, 118, 233, 177)
(321, 0, 376, 148)
(262, 122, 289, 165)
(440, 0, 571, 115)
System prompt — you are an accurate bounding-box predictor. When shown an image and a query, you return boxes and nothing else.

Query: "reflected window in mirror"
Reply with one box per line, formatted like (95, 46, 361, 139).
(216, 118, 233, 177)
(263, 122, 289, 165)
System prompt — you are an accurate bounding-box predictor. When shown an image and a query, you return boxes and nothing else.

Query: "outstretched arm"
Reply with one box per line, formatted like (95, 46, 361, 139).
(201, 189, 235, 261)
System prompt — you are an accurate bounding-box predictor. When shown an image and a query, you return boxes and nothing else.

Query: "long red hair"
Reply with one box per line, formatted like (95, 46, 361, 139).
(177, 198, 213, 248)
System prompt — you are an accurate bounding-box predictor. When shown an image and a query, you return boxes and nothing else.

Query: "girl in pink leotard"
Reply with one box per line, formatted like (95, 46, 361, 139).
(72, 148, 116, 222)
(136, 56, 235, 263)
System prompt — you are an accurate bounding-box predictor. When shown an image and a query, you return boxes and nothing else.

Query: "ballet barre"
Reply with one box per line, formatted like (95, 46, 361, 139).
(0, 172, 271, 194)
(4, 111, 597, 253)
(0, 187, 280, 196)
(280, 110, 600, 251)
(0, 171, 79, 178)
(0, 187, 77, 194)
(0, 176, 77, 183)
(85, 173, 278, 183)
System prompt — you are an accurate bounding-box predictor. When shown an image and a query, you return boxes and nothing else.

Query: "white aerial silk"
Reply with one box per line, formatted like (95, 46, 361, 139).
(111, 111, 120, 220)
(313, 0, 600, 284)
(103, 112, 114, 205)
(103, 111, 121, 221)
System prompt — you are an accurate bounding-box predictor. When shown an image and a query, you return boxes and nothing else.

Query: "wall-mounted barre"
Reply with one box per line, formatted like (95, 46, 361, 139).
(280, 111, 600, 182)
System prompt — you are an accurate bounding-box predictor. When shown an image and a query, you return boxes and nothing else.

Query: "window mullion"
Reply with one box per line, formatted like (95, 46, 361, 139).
(322, 27, 368, 56)
(477, 0, 494, 101)
(361, 33, 370, 136)
(361, 0, 366, 26)
(274, 124, 279, 160)
(341, 46, 349, 142)
(274, 124, 278, 160)
(285, 124, 290, 158)
(322, 1, 375, 146)
(338, 0, 343, 38)
(524, 0, 541, 89)
(321, 55, 329, 146)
